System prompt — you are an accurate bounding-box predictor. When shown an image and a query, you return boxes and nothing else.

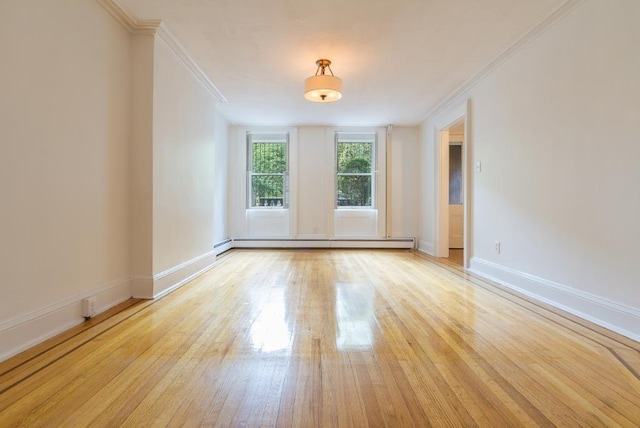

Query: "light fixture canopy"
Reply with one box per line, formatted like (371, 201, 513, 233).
(304, 59, 343, 102)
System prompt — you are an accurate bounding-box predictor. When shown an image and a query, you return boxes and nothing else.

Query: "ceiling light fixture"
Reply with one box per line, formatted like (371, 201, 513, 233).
(304, 59, 343, 102)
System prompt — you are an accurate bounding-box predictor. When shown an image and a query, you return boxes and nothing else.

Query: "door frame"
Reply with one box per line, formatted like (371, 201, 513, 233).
(434, 99, 471, 267)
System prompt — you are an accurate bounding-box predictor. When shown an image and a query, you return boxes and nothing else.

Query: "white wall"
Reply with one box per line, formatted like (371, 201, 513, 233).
(130, 33, 155, 285)
(0, 0, 133, 359)
(297, 127, 329, 239)
(0, 2, 230, 361)
(213, 108, 230, 247)
(129, 29, 227, 299)
(420, 0, 640, 339)
(388, 126, 419, 239)
(152, 34, 218, 281)
(418, 122, 438, 254)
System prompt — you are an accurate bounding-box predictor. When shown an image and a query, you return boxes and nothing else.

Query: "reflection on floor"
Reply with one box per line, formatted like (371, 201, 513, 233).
(448, 248, 463, 266)
(2, 249, 640, 426)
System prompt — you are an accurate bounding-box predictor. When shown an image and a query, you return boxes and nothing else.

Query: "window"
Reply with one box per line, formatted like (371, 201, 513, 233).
(449, 144, 463, 205)
(247, 132, 289, 208)
(336, 132, 376, 207)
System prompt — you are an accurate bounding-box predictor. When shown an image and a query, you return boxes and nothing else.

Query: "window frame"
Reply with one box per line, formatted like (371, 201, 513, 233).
(335, 132, 377, 209)
(247, 132, 290, 209)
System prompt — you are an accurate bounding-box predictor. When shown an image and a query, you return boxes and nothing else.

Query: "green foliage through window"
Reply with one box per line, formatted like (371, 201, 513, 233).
(248, 135, 288, 208)
(336, 138, 374, 207)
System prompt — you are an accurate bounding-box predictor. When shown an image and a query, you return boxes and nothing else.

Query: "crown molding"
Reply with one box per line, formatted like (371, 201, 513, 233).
(96, 0, 227, 102)
(155, 24, 227, 102)
(423, 0, 584, 121)
(96, 0, 160, 34)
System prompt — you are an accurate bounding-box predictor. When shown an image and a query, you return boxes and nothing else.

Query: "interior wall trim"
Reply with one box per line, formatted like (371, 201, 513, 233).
(417, 240, 436, 256)
(153, 250, 216, 282)
(0, 277, 131, 362)
(214, 238, 233, 248)
(131, 276, 154, 299)
(232, 238, 414, 249)
(469, 257, 640, 342)
(214, 239, 233, 255)
(96, 0, 227, 102)
(423, 0, 584, 121)
(95, 0, 160, 34)
(152, 250, 218, 298)
(154, 24, 227, 102)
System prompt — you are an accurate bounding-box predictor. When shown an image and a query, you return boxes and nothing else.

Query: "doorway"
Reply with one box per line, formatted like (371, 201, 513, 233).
(448, 122, 464, 255)
(434, 100, 470, 268)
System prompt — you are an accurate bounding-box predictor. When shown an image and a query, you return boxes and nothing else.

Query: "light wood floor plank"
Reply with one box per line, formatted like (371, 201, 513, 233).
(1, 249, 638, 426)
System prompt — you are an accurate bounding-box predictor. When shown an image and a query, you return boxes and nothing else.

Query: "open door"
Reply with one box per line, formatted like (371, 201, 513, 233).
(437, 115, 467, 267)
(448, 142, 463, 249)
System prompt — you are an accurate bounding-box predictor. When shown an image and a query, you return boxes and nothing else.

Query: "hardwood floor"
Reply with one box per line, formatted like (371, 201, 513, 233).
(447, 249, 464, 266)
(1, 249, 639, 427)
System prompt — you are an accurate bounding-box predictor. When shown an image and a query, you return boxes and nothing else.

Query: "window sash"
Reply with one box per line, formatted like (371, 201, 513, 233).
(247, 132, 289, 208)
(335, 133, 376, 208)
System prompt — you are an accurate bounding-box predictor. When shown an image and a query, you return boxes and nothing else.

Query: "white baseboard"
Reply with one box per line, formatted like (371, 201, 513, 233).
(152, 250, 218, 298)
(232, 238, 414, 249)
(0, 250, 219, 362)
(418, 240, 435, 256)
(469, 257, 640, 342)
(329, 239, 413, 249)
(131, 276, 154, 299)
(234, 239, 330, 248)
(294, 234, 329, 240)
(0, 277, 132, 362)
(214, 239, 233, 255)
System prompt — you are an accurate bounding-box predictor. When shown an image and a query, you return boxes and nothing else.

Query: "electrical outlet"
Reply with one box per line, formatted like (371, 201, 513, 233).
(82, 297, 97, 319)
(494, 241, 501, 254)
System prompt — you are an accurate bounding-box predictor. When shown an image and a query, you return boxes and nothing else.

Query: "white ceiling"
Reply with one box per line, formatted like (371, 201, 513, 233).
(118, 0, 568, 126)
